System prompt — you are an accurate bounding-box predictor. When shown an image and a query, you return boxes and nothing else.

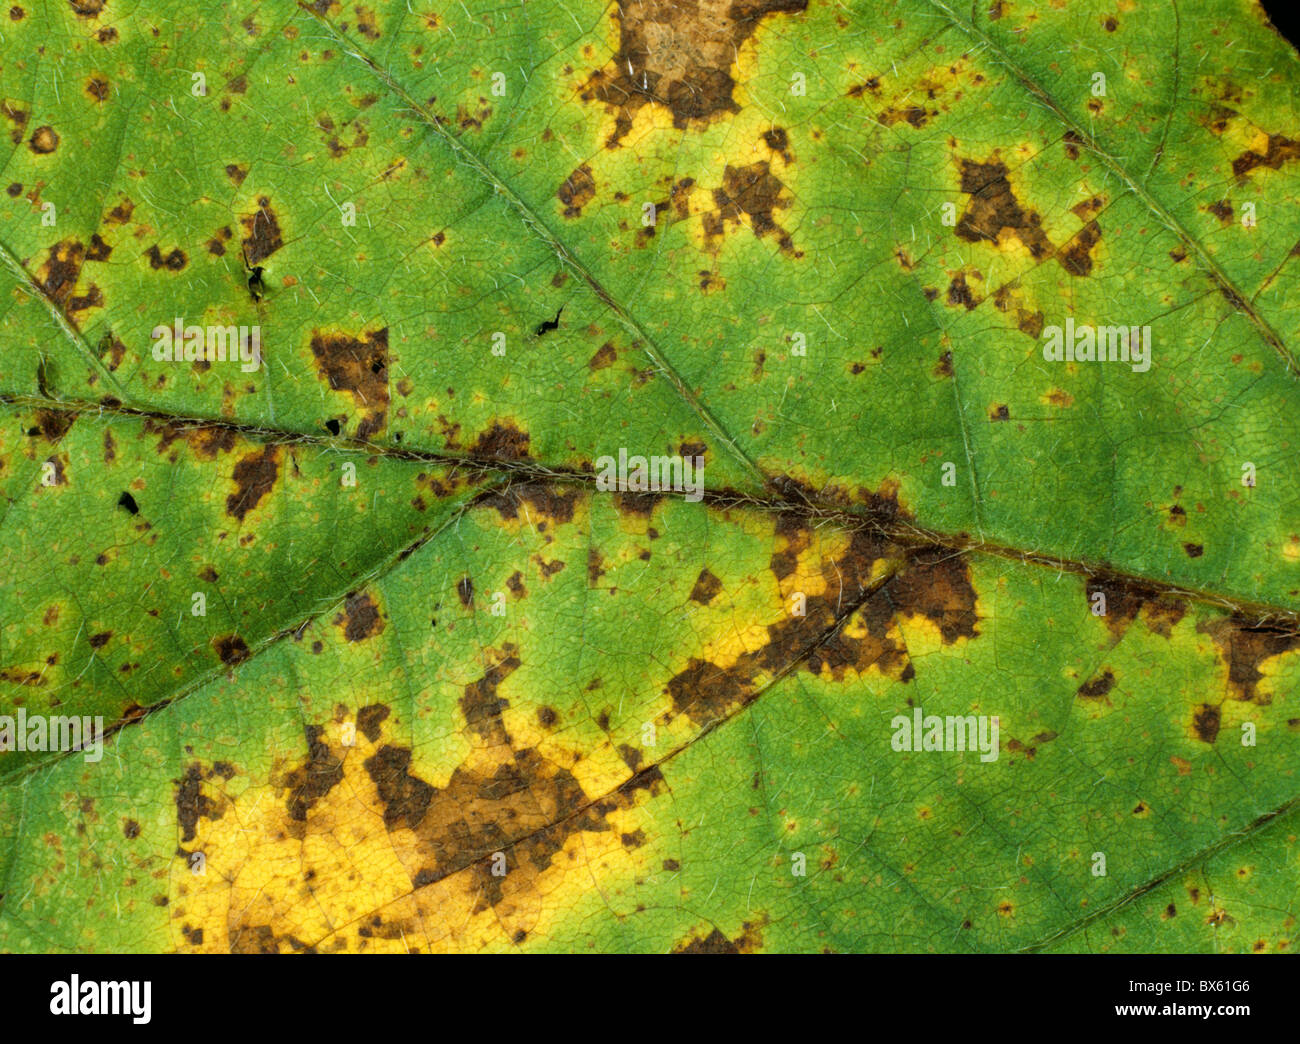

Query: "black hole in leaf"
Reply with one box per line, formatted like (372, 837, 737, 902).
(370, 356, 384, 374)
(118, 491, 139, 515)
(535, 305, 564, 337)
(324, 419, 341, 436)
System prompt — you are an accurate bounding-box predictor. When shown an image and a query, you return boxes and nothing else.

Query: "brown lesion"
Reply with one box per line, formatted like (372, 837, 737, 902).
(1086, 575, 1186, 640)
(335, 591, 385, 643)
(704, 161, 801, 255)
(954, 159, 1053, 260)
(309, 327, 389, 438)
(0, 98, 28, 144)
(672, 919, 764, 953)
(364, 649, 664, 912)
(579, 0, 809, 148)
(225, 446, 281, 521)
(240, 195, 284, 264)
(174, 762, 231, 844)
(667, 513, 979, 727)
(34, 238, 86, 307)
(1057, 219, 1101, 277)
(558, 165, 596, 217)
(1231, 134, 1299, 180)
(1196, 617, 1299, 704)
(279, 725, 345, 821)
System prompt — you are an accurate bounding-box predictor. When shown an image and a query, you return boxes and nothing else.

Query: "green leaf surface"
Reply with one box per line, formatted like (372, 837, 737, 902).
(1, 0, 1298, 953)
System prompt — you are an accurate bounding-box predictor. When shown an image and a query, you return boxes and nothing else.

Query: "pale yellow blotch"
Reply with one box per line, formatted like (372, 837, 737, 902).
(170, 735, 416, 953)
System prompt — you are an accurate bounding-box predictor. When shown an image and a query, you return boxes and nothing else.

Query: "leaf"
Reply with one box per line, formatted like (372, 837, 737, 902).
(0, 0, 1298, 953)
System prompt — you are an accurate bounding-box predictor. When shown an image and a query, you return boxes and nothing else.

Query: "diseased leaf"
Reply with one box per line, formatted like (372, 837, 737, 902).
(1, 0, 1299, 954)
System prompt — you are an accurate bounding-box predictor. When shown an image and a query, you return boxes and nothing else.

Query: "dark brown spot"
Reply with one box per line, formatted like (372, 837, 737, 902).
(689, 568, 723, 606)
(123, 819, 140, 839)
(580, 0, 809, 147)
(225, 446, 280, 521)
(955, 159, 1053, 259)
(1077, 669, 1115, 701)
(28, 125, 58, 154)
(213, 634, 250, 666)
(1205, 199, 1233, 224)
(587, 548, 607, 585)
(32, 408, 75, 442)
(241, 195, 284, 264)
(460, 647, 521, 745)
(469, 420, 530, 461)
(309, 328, 389, 438)
(336, 591, 384, 642)
(557, 164, 595, 218)
(1232, 134, 1300, 179)
(145, 244, 188, 271)
(477, 482, 578, 524)
(85, 76, 110, 102)
(947, 272, 979, 309)
(672, 922, 762, 954)
(457, 576, 474, 608)
(35, 238, 87, 309)
(173, 763, 225, 843)
(279, 725, 345, 820)
(1058, 220, 1101, 277)
(1192, 704, 1221, 744)
(762, 126, 791, 161)
(357, 704, 390, 743)
(588, 342, 617, 370)
(1087, 576, 1186, 639)
(707, 161, 799, 254)
(1196, 618, 1300, 703)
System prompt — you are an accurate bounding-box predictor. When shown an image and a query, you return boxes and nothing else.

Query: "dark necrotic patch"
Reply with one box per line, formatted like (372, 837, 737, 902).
(357, 703, 390, 742)
(456, 576, 474, 608)
(672, 921, 762, 953)
(212, 634, 250, 666)
(580, 0, 809, 147)
(225, 446, 279, 521)
(240, 195, 283, 264)
(1192, 704, 1221, 744)
(955, 159, 1053, 259)
(1077, 669, 1115, 701)
(557, 165, 595, 217)
(460, 647, 520, 745)
(1196, 618, 1299, 703)
(173, 763, 225, 843)
(281, 725, 345, 820)
(309, 327, 389, 438)
(336, 591, 384, 642)
(1057, 220, 1101, 276)
(469, 420, 530, 460)
(689, 568, 723, 605)
(1232, 134, 1299, 179)
(145, 244, 187, 271)
(706, 161, 799, 254)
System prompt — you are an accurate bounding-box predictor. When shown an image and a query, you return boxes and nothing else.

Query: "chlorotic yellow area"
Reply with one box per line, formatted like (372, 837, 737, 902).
(169, 702, 655, 952)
